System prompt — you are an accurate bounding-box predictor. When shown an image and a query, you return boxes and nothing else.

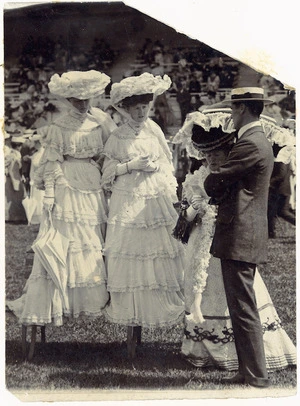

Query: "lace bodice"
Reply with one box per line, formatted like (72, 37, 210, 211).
(101, 118, 175, 192)
(44, 110, 104, 160)
(34, 110, 106, 190)
(103, 119, 172, 162)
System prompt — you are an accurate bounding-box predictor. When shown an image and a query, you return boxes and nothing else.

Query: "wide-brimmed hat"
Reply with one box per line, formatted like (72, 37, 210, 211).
(222, 87, 273, 105)
(48, 70, 111, 100)
(110, 73, 171, 107)
(172, 111, 235, 159)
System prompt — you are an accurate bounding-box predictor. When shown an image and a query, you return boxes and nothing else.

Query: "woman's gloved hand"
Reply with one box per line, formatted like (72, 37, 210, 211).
(128, 155, 150, 171)
(143, 161, 159, 172)
(43, 196, 55, 211)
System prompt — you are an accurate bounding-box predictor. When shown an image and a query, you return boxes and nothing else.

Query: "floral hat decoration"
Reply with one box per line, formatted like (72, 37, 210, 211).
(110, 72, 172, 108)
(172, 111, 235, 160)
(173, 107, 296, 164)
(48, 70, 111, 100)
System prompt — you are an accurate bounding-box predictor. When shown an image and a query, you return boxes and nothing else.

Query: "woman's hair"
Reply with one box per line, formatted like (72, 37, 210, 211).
(121, 93, 153, 108)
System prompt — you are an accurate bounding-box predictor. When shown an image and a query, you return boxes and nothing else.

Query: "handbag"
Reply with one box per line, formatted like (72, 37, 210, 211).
(172, 199, 194, 244)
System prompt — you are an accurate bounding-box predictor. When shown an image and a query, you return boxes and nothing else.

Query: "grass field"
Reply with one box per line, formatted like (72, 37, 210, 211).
(5, 219, 297, 400)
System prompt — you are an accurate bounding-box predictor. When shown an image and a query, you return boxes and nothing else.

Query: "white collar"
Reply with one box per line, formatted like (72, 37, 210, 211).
(237, 121, 261, 139)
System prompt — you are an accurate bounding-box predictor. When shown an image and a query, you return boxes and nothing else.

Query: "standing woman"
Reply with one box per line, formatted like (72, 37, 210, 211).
(101, 73, 185, 357)
(6, 70, 113, 329)
(173, 111, 296, 376)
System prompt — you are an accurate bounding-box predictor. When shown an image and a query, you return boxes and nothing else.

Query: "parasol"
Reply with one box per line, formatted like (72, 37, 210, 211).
(22, 195, 37, 225)
(32, 210, 70, 311)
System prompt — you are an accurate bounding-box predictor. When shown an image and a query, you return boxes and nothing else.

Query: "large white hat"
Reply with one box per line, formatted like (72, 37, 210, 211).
(110, 73, 171, 106)
(48, 70, 111, 100)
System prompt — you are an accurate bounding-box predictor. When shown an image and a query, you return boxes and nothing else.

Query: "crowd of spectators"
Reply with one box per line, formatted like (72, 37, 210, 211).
(4, 35, 296, 226)
(125, 38, 241, 125)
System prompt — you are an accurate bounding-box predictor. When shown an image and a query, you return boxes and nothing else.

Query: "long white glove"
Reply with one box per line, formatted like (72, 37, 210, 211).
(43, 180, 55, 211)
(186, 292, 205, 324)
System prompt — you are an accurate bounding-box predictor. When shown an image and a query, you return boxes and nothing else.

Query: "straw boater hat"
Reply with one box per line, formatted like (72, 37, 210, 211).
(222, 87, 273, 105)
(110, 72, 171, 107)
(48, 70, 111, 100)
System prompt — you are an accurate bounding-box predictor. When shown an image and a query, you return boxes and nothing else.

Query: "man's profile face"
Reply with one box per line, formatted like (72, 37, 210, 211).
(231, 102, 242, 131)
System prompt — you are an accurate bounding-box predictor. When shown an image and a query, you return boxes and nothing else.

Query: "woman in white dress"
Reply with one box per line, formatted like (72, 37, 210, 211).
(101, 73, 185, 358)
(6, 70, 115, 331)
(173, 111, 297, 371)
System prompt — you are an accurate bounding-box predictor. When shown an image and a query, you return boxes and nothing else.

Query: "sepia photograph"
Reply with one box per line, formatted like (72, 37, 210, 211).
(2, 1, 297, 404)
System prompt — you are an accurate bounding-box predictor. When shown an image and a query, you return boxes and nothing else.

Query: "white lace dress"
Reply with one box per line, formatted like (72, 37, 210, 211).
(101, 118, 185, 328)
(181, 166, 297, 370)
(6, 109, 111, 326)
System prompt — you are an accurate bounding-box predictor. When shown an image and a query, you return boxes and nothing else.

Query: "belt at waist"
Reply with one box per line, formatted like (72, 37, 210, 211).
(64, 155, 92, 163)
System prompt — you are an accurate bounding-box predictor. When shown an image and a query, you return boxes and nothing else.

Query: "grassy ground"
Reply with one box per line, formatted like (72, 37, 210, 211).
(5, 219, 297, 399)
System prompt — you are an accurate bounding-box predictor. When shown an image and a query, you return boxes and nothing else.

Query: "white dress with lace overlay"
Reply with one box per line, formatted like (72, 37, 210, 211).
(6, 109, 111, 326)
(101, 118, 185, 328)
(181, 166, 297, 371)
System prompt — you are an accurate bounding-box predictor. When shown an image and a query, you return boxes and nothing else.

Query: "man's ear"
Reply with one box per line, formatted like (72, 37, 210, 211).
(240, 103, 247, 114)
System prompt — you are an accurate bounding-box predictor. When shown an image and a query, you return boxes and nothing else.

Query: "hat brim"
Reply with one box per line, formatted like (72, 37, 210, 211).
(192, 133, 235, 152)
(221, 97, 274, 105)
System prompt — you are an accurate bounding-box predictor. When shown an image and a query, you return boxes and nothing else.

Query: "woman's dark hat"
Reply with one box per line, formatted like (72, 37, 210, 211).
(191, 125, 235, 152)
(222, 87, 274, 105)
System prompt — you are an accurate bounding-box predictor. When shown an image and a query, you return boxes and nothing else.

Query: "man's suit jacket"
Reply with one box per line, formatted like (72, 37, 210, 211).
(204, 126, 274, 264)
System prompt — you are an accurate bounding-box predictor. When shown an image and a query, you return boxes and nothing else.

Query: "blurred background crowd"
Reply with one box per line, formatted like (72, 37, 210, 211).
(3, 3, 296, 237)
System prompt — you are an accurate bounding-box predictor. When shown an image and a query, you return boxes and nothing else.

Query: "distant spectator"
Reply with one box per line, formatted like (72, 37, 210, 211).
(206, 71, 220, 94)
(154, 93, 172, 133)
(189, 94, 203, 112)
(4, 132, 27, 223)
(163, 46, 174, 73)
(176, 80, 191, 124)
(141, 38, 153, 64)
(278, 90, 295, 119)
(189, 74, 202, 93)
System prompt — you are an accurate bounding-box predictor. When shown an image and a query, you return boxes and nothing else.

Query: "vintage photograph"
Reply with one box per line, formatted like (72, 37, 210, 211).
(3, 1, 297, 404)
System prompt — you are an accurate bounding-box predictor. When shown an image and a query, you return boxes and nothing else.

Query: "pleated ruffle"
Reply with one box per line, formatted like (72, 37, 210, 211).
(106, 255, 184, 292)
(6, 280, 109, 327)
(103, 289, 185, 328)
(182, 326, 297, 371)
(53, 186, 108, 225)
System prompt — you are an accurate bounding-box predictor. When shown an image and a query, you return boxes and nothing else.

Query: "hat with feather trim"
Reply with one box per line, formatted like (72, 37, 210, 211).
(48, 70, 111, 100)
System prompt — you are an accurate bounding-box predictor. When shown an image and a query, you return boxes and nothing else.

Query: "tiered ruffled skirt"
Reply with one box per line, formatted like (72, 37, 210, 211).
(182, 227, 297, 371)
(6, 160, 109, 326)
(103, 170, 185, 328)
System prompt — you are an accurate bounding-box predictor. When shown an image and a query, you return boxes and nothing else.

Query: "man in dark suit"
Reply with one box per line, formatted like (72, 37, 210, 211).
(204, 87, 274, 388)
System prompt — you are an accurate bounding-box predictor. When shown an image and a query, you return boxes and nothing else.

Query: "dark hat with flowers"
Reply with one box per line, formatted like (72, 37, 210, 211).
(191, 125, 235, 152)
